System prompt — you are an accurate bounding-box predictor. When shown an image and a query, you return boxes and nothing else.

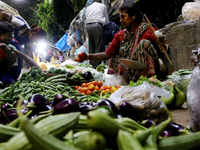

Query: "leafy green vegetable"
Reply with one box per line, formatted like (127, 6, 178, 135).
(65, 64, 77, 69)
(167, 69, 192, 96)
(129, 76, 163, 87)
(96, 63, 107, 73)
(78, 63, 93, 68)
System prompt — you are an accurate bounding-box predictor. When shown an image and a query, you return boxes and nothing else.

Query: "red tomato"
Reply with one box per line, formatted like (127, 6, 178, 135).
(91, 81, 97, 86)
(95, 86, 99, 90)
(81, 92, 85, 95)
(83, 87, 89, 93)
(88, 84, 95, 91)
(100, 86, 106, 90)
(96, 80, 103, 88)
(105, 89, 111, 93)
(107, 85, 112, 89)
(75, 86, 80, 90)
(75, 56, 81, 62)
(78, 52, 87, 61)
(86, 90, 92, 95)
(81, 83, 88, 87)
(116, 84, 121, 89)
(102, 90, 107, 95)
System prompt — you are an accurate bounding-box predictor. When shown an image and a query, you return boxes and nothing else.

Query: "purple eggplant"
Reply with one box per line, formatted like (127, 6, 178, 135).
(143, 119, 157, 128)
(40, 105, 52, 112)
(97, 99, 118, 115)
(53, 99, 79, 115)
(166, 122, 185, 136)
(80, 101, 91, 106)
(79, 104, 93, 115)
(161, 129, 174, 137)
(28, 94, 46, 107)
(119, 101, 141, 122)
(1, 103, 12, 112)
(91, 101, 98, 107)
(53, 94, 66, 106)
(13, 100, 28, 108)
(3, 110, 18, 122)
(0, 114, 7, 125)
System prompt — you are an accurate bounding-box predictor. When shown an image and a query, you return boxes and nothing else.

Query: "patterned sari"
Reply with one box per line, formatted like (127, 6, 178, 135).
(109, 23, 158, 82)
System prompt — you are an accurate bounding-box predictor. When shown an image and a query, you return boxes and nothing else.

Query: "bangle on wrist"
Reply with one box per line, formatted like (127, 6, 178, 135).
(8, 15, 12, 23)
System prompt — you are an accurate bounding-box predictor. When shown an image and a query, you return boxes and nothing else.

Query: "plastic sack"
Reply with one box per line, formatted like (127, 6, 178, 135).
(104, 74, 127, 86)
(55, 33, 71, 51)
(187, 66, 200, 132)
(182, 2, 200, 21)
(173, 74, 191, 97)
(109, 82, 170, 123)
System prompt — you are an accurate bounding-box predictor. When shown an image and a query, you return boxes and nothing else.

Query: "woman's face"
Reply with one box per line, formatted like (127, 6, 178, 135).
(119, 10, 135, 29)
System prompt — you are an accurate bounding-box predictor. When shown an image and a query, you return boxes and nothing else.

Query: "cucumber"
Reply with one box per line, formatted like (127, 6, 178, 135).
(45, 74, 66, 82)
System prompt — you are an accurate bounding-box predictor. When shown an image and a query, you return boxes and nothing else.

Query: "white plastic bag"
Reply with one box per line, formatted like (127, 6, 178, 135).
(104, 74, 127, 86)
(187, 66, 200, 132)
(182, 2, 200, 21)
(109, 82, 170, 123)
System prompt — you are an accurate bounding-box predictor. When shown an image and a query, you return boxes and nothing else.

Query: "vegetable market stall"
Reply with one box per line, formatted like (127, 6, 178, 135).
(0, 62, 198, 149)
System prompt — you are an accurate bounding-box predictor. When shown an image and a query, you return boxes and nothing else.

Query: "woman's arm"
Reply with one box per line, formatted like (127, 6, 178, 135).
(88, 52, 110, 61)
(14, 50, 41, 69)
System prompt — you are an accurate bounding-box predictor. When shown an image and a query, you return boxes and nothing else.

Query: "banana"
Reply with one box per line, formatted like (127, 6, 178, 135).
(86, 109, 128, 138)
(74, 131, 107, 150)
(117, 129, 144, 150)
(160, 87, 175, 106)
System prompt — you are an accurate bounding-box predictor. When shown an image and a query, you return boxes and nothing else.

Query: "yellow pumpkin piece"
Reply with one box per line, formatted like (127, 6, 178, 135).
(111, 86, 118, 94)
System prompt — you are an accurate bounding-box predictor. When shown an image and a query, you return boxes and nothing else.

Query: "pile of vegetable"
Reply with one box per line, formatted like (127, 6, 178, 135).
(1, 94, 199, 150)
(161, 81, 186, 109)
(70, 71, 93, 80)
(128, 76, 186, 109)
(167, 69, 192, 97)
(18, 66, 45, 83)
(46, 67, 66, 74)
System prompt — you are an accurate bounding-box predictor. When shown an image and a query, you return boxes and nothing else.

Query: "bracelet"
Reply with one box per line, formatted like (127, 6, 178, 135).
(87, 53, 89, 60)
(8, 15, 12, 23)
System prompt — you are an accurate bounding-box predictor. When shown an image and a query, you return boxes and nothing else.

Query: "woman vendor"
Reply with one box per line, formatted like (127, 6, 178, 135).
(75, 1, 168, 83)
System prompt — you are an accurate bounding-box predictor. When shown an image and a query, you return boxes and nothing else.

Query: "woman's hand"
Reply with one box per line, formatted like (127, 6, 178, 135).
(75, 52, 87, 62)
(156, 37, 166, 47)
(0, 43, 11, 54)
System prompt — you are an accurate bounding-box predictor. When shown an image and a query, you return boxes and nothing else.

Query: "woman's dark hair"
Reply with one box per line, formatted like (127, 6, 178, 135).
(71, 43, 75, 47)
(119, 2, 143, 24)
(0, 22, 13, 34)
(59, 51, 63, 55)
(30, 23, 46, 40)
(76, 39, 83, 46)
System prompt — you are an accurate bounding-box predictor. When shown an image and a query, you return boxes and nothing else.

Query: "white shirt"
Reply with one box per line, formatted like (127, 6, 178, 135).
(85, 2, 109, 25)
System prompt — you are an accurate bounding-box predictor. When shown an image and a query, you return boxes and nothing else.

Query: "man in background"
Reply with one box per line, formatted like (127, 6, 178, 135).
(85, 0, 109, 68)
